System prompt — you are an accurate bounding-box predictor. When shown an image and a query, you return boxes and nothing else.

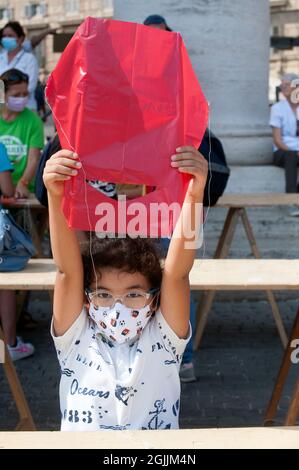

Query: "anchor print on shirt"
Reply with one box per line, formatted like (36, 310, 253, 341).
(142, 399, 171, 430)
(115, 385, 137, 406)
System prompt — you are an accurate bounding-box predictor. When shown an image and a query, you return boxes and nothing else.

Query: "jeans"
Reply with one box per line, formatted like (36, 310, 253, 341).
(273, 150, 299, 193)
(157, 238, 195, 365)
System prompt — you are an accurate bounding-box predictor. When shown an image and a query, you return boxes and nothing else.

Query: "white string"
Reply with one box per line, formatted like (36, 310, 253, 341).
(47, 102, 99, 291)
(198, 102, 212, 263)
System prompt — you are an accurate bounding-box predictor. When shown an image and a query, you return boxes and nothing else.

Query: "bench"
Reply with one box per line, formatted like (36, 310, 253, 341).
(197, 193, 299, 350)
(1, 258, 299, 291)
(1, 258, 299, 430)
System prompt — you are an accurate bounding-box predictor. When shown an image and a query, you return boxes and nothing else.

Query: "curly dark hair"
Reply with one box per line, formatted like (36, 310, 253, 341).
(1, 21, 25, 39)
(81, 236, 163, 290)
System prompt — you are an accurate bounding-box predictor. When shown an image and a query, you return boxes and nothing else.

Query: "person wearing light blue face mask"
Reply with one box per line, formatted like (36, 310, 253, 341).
(0, 21, 38, 110)
(1, 36, 18, 52)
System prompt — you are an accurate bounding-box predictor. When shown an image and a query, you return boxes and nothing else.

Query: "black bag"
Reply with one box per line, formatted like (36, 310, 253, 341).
(199, 129, 230, 207)
(35, 134, 61, 208)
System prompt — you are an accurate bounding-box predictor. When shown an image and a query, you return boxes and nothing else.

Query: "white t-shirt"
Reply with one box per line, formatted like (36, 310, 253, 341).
(0, 50, 38, 110)
(51, 307, 191, 431)
(269, 99, 299, 151)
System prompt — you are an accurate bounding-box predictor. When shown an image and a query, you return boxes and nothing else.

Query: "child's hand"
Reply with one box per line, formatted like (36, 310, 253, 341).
(171, 146, 208, 200)
(43, 150, 81, 197)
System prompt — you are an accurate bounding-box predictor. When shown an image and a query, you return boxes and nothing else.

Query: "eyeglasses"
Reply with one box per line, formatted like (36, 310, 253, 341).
(85, 287, 159, 309)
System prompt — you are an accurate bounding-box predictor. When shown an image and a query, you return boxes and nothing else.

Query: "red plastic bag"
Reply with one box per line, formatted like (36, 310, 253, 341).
(46, 17, 208, 236)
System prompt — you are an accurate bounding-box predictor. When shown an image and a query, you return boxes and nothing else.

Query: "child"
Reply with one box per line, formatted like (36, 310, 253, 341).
(43, 146, 207, 431)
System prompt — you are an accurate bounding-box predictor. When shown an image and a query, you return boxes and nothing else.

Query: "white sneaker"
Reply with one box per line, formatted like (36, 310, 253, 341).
(7, 337, 35, 361)
(289, 210, 299, 217)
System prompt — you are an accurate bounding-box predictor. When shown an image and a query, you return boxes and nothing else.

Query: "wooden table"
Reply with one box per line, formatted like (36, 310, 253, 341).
(0, 259, 56, 290)
(2, 258, 299, 291)
(2, 258, 299, 432)
(194, 193, 299, 350)
(0, 258, 54, 432)
(0, 196, 48, 258)
(0, 427, 298, 449)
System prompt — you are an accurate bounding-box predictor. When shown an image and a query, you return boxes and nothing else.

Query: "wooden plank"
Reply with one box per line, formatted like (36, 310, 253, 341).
(0, 259, 56, 290)
(217, 193, 299, 208)
(1, 259, 299, 291)
(4, 193, 299, 210)
(190, 259, 299, 290)
(0, 196, 45, 210)
(0, 427, 298, 449)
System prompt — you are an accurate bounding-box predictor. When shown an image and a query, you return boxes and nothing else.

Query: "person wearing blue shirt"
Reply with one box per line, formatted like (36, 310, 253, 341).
(0, 141, 14, 195)
(270, 73, 299, 193)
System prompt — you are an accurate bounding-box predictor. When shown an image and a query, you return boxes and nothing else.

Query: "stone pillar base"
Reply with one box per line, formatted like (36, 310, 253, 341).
(225, 165, 286, 194)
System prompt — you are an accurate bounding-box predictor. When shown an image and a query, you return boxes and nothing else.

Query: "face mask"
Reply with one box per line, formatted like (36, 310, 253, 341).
(89, 301, 153, 344)
(6, 96, 28, 112)
(1, 37, 18, 52)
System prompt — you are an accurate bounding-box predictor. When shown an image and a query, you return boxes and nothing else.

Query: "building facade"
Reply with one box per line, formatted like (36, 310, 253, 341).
(114, 0, 272, 165)
(0, 0, 113, 77)
(270, 0, 299, 102)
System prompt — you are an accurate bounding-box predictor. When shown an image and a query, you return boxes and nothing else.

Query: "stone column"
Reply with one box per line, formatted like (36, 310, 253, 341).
(113, 0, 272, 165)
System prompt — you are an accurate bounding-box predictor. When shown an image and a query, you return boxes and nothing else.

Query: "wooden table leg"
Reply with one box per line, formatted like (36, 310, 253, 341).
(264, 308, 299, 425)
(28, 210, 44, 258)
(194, 208, 240, 350)
(0, 326, 36, 431)
(240, 209, 288, 348)
(285, 377, 299, 426)
(36, 211, 49, 257)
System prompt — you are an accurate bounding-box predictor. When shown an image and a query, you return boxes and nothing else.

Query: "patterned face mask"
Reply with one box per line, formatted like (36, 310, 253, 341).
(88, 302, 153, 344)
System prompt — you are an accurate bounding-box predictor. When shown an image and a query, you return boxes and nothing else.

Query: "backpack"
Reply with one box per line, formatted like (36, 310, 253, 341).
(0, 207, 36, 271)
(199, 129, 230, 207)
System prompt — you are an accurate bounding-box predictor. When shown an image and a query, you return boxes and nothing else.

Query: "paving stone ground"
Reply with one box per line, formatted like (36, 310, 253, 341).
(0, 205, 298, 430)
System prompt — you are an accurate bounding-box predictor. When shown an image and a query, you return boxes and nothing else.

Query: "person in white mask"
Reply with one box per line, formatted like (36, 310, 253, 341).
(0, 21, 38, 110)
(0, 68, 44, 198)
(43, 144, 207, 431)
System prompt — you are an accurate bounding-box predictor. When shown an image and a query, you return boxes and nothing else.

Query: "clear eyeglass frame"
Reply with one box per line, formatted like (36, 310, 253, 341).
(85, 287, 159, 309)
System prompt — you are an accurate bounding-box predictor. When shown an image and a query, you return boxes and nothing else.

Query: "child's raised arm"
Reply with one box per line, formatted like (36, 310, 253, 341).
(43, 150, 84, 336)
(160, 146, 208, 338)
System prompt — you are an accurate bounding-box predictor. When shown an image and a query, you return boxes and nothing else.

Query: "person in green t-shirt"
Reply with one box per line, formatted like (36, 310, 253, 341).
(0, 68, 44, 197)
